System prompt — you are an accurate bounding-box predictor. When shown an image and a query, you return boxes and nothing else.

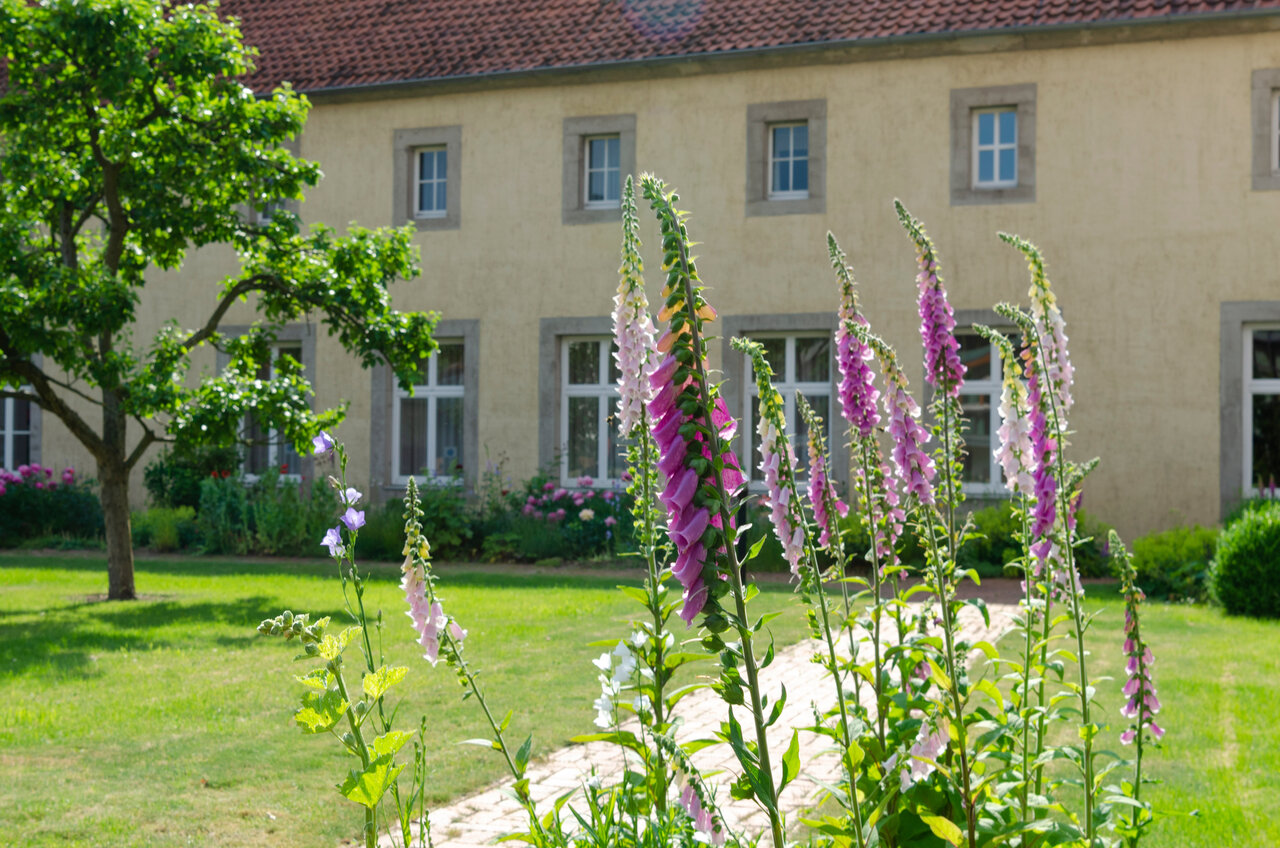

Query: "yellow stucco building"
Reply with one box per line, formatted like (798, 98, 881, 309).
(9, 1, 1280, 539)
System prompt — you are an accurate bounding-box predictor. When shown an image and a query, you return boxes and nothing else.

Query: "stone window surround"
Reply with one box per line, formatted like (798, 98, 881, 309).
(370, 318, 480, 496)
(537, 316, 614, 472)
(1220, 301, 1280, 517)
(950, 83, 1036, 206)
(745, 99, 827, 217)
(1251, 69, 1280, 190)
(562, 115, 636, 226)
(216, 323, 318, 482)
(392, 125, 462, 231)
(719, 313, 846, 489)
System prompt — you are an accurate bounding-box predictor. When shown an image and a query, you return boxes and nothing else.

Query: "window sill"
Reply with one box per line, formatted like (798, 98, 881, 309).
(745, 194, 825, 217)
(414, 211, 447, 220)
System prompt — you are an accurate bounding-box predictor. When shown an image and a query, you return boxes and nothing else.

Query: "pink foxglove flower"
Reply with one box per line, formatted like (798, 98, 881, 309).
(679, 785, 725, 846)
(806, 432, 848, 550)
(829, 236, 881, 439)
(1116, 535, 1163, 745)
(758, 410, 805, 576)
(613, 176, 659, 435)
(885, 372, 935, 506)
(897, 201, 964, 397)
(985, 331, 1035, 495)
(1025, 348, 1058, 571)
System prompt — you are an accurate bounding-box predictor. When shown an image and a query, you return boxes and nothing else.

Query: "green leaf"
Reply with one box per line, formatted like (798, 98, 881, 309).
(295, 668, 330, 691)
(319, 625, 363, 660)
(920, 813, 965, 846)
(339, 755, 405, 809)
(779, 729, 801, 794)
(362, 665, 408, 701)
(514, 734, 533, 776)
(371, 730, 414, 759)
(745, 533, 769, 562)
(294, 688, 348, 733)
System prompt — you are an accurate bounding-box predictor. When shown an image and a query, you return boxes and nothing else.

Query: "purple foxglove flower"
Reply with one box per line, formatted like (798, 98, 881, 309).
(757, 411, 805, 576)
(884, 377, 935, 506)
(806, 441, 849, 550)
(897, 201, 965, 396)
(321, 526, 343, 557)
(312, 431, 335, 456)
(340, 507, 365, 532)
(837, 315, 881, 440)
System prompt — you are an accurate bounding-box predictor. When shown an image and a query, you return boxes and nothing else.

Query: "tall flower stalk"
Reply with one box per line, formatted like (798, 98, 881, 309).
(736, 338, 867, 846)
(1112, 530, 1162, 848)
(640, 174, 785, 848)
(829, 231, 903, 750)
(611, 174, 671, 816)
(998, 233, 1098, 846)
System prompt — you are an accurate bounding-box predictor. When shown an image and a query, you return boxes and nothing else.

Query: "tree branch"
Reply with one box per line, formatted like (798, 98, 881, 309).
(124, 425, 159, 472)
(179, 274, 275, 352)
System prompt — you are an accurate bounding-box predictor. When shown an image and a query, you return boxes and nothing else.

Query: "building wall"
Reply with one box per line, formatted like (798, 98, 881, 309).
(33, 27, 1280, 539)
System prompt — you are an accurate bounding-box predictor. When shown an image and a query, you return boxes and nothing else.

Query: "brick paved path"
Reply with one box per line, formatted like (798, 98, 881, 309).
(386, 602, 1018, 848)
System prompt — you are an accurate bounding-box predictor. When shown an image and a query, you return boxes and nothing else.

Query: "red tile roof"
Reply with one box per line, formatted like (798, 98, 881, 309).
(220, 0, 1280, 93)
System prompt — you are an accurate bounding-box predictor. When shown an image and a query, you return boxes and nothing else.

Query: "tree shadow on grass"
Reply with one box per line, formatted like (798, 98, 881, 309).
(0, 595, 348, 681)
(0, 552, 653, 591)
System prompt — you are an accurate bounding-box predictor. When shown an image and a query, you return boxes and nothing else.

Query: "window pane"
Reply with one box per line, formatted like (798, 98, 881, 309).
(760, 338, 786, 376)
(960, 393, 992, 484)
(588, 170, 605, 203)
(436, 181, 447, 212)
(588, 138, 606, 169)
(977, 112, 994, 146)
(794, 393, 830, 478)
(999, 147, 1017, 183)
(10, 434, 29, 467)
(1252, 393, 1280, 488)
(773, 159, 789, 193)
(567, 396, 599, 479)
(958, 335, 992, 381)
(608, 341, 622, 385)
(419, 150, 434, 180)
(436, 150, 447, 180)
(1253, 329, 1280, 379)
(793, 158, 808, 193)
(793, 124, 808, 158)
(419, 181, 434, 213)
(245, 414, 269, 474)
(772, 125, 790, 158)
(399, 398, 428, 477)
(606, 168, 620, 202)
(279, 440, 301, 476)
(568, 341, 600, 384)
(978, 150, 994, 184)
(436, 397, 463, 476)
(12, 398, 30, 431)
(999, 109, 1017, 145)
(606, 136, 620, 169)
(436, 342, 464, 386)
(796, 337, 829, 383)
(607, 413, 627, 481)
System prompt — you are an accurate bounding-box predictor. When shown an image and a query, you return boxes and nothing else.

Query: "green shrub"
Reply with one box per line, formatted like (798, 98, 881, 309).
(354, 499, 408, 561)
(1129, 524, 1217, 601)
(1211, 502, 1280, 618)
(249, 471, 338, 556)
(197, 476, 250, 554)
(0, 464, 103, 545)
(1223, 496, 1279, 529)
(144, 445, 240, 510)
(132, 507, 199, 552)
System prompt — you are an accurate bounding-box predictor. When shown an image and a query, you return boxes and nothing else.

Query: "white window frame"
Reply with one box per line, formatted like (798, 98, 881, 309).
(972, 107, 1018, 189)
(767, 122, 810, 201)
(955, 332, 1005, 495)
(1, 394, 33, 471)
(741, 333, 830, 485)
(243, 344, 304, 483)
(414, 146, 448, 220)
(560, 336, 619, 487)
(582, 135, 621, 210)
(1243, 324, 1280, 497)
(392, 340, 466, 485)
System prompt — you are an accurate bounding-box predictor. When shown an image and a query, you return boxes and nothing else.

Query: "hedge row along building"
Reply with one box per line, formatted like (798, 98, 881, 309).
(11, 0, 1280, 539)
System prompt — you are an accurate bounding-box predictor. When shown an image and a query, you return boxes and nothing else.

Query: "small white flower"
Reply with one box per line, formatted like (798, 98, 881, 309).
(592, 652, 612, 672)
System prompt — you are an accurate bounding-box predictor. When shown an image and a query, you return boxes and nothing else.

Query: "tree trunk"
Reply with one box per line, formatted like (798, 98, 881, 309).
(100, 461, 136, 600)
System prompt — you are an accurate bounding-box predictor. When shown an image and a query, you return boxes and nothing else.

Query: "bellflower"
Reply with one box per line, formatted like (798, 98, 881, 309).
(897, 201, 964, 397)
(321, 526, 343, 557)
(340, 507, 365, 532)
(341, 487, 362, 506)
(311, 431, 335, 457)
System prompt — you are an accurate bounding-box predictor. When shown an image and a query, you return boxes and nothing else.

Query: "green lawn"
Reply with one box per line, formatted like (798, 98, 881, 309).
(997, 584, 1280, 847)
(0, 554, 809, 848)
